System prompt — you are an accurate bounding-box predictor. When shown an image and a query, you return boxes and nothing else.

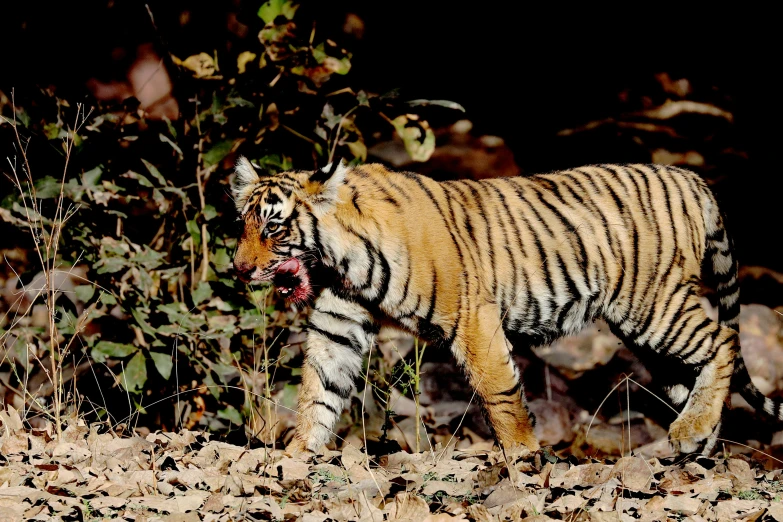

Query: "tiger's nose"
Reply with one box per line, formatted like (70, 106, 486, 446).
(234, 261, 256, 282)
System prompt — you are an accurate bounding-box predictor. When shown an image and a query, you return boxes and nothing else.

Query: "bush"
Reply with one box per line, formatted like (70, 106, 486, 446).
(0, 1, 460, 445)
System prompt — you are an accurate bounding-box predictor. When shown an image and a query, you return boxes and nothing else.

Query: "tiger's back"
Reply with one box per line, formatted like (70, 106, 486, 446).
(232, 159, 774, 456)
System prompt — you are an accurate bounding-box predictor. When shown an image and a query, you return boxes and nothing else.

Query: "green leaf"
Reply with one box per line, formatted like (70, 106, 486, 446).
(258, 0, 298, 23)
(159, 133, 183, 158)
(132, 398, 148, 414)
(217, 405, 243, 425)
(321, 103, 341, 130)
(100, 292, 117, 305)
(150, 351, 173, 380)
(95, 257, 128, 275)
(406, 99, 466, 112)
(186, 219, 201, 246)
(34, 176, 62, 199)
(204, 371, 220, 398)
(44, 122, 63, 140)
(203, 140, 234, 167)
(226, 95, 254, 108)
(346, 140, 367, 161)
(74, 285, 95, 303)
(132, 309, 157, 336)
(203, 204, 217, 221)
(152, 189, 170, 213)
(158, 303, 207, 330)
(124, 170, 154, 188)
(328, 56, 351, 75)
(14, 107, 31, 128)
(133, 248, 166, 269)
(312, 43, 327, 64)
(141, 159, 167, 186)
(213, 248, 231, 272)
(82, 166, 103, 188)
(389, 115, 436, 162)
(192, 281, 212, 305)
(120, 352, 147, 393)
(92, 341, 137, 363)
(281, 1, 298, 19)
(56, 309, 78, 336)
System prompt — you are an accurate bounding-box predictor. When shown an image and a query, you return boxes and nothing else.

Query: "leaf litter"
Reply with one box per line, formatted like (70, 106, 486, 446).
(4, 406, 783, 521)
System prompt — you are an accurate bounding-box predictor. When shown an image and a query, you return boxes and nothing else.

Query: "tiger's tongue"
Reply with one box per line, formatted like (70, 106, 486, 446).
(277, 258, 300, 275)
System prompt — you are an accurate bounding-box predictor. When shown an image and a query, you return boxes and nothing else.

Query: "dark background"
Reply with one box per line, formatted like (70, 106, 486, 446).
(4, 2, 780, 274)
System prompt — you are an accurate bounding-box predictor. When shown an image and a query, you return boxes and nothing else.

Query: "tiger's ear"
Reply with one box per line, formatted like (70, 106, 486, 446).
(232, 156, 260, 213)
(302, 159, 347, 215)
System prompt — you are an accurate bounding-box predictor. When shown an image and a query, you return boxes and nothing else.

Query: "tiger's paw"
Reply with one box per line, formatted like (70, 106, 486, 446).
(284, 438, 315, 459)
(668, 414, 721, 455)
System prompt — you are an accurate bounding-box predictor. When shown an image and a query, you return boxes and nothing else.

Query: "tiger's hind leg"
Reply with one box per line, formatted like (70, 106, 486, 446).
(667, 331, 736, 454)
(633, 350, 726, 455)
(453, 304, 540, 451)
(613, 289, 737, 455)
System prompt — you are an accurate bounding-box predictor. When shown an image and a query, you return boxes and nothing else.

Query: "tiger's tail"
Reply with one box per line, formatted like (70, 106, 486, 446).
(703, 192, 783, 420)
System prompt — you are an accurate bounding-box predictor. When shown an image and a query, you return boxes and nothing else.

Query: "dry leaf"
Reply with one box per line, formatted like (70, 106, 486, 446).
(554, 463, 613, 489)
(386, 492, 430, 521)
(342, 444, 365, 468)
(611, 456, 653, 491)
(662, 495, 701, 516)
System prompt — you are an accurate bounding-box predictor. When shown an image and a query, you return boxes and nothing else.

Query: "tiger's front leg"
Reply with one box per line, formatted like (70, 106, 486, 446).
(455, 304, 540, 452)
(287, 289, 377, 454)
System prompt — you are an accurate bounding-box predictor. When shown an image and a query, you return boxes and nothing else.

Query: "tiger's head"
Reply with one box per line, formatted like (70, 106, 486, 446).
(231, 156, 346, 302)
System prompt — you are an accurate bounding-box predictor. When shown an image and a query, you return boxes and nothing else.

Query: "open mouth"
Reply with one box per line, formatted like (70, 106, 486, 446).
(272, 257, 312, 301)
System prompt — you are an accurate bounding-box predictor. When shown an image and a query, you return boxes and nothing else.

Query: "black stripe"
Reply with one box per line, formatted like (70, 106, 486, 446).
(311, 361, 352, 400)
(515, 179, 554, 237)
(360, 237, 376, 289)
(632, 166, 664, 321)
(411, 175, 467, 282)
(393, 256, 413, 314)
(597, 170, 640, 326)
(533, 236, 556, 307)
(313, 400, 340, 416)
(351, 191, 362, 214)
(535, 182, 589, 273)
(353, 167, 402, 207)
(555, 301, 576, 331)
(423, 267, 438, 325)
(634, 277, 675, 337)
(716, 280, 739, 298)
(373, 248, 392, 305)
(384, 175, 413, 203)
(660, 307, 695, 353)
(463, 181, 496, 293)
(483, 182, 518, 309)
(264, 192, 282, 206)
(307, 325, 358, 353)
(523, 267, 540, 328)
(445, 184, 484, 287)
(672, 318, 712, 360)
(315, 306, 378, 335)
(324, 379, 351, 400)
(498, 381, 522, 396)
(484, 398, 518, 406)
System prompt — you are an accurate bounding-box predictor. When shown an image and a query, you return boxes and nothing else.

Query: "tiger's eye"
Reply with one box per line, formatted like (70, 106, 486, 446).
(267, 223, 280, 233)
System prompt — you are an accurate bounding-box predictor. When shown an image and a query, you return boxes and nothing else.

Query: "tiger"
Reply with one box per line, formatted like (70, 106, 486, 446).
(231, 157, 782, 456)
